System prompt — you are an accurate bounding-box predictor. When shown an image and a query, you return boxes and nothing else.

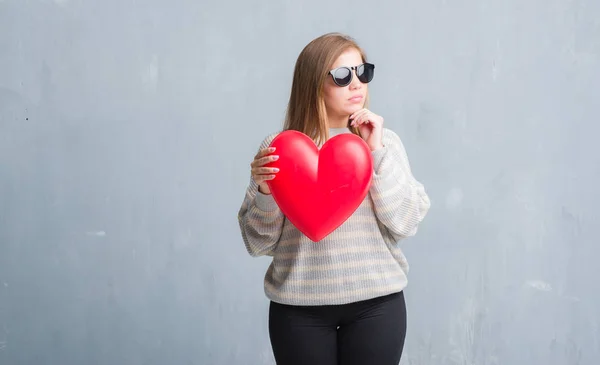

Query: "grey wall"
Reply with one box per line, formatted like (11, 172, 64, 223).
(1, 0, 599, 364)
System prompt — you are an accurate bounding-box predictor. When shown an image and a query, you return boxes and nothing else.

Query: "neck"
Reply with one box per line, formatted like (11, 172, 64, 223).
(327, 114, 350, 129)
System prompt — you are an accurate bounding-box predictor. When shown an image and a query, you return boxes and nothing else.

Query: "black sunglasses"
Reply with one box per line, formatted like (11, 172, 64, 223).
(328, 62, 375, 87)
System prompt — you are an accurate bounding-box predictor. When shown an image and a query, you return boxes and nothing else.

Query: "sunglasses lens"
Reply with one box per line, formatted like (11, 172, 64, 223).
(333, 67, 352, 86)
(357, 63, 374, 83)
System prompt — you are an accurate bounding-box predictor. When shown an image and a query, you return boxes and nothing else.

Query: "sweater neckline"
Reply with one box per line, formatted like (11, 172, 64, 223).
(329, 127, 351, 135)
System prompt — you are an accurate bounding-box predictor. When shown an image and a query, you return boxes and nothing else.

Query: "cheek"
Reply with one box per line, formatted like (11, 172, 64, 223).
(324, 86, 346, 110)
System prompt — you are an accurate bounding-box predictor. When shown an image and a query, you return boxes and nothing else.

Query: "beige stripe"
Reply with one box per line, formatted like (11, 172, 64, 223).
(371, 181, 404, 199)
(272, 269, 404, 285)
(245, 215, 280, 226)
(274, 259, 397, 273)
(373, 196, 417, 215)
(274, 245, 390, 259)
(282, 215, 378, 233)
(277, 230, 384, 247)
(265, 282, 405, 301)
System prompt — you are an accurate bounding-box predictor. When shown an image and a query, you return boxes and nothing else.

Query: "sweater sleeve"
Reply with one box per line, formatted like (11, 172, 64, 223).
(369, 128, 431, 242)
(237, 132, 285, 257)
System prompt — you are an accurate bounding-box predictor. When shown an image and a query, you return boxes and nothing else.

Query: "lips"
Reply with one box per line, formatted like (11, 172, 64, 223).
(348, 95, 363, 102)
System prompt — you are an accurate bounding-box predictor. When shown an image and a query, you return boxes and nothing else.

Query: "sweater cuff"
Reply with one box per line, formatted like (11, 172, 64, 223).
(255, 191, 279, 212)
(371, 146, 388, 173)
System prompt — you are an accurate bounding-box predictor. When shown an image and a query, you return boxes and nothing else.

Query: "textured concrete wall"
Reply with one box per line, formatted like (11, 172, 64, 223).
(1, 0, 599, 364)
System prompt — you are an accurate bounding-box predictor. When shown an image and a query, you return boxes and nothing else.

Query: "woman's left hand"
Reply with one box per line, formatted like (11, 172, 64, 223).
(349, 108, 384, 151)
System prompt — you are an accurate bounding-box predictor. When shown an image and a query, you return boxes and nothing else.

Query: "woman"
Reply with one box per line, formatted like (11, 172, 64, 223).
(237, 32, 431, 365)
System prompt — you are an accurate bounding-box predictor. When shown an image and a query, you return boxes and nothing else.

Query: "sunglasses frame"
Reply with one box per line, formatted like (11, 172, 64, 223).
(328, 62, 375, 87)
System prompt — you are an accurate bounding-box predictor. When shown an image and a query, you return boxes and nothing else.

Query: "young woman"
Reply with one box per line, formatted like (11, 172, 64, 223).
(237, 32, 431, 365)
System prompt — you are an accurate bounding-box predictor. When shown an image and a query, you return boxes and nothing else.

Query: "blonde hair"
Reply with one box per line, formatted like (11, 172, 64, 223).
(283, 32, 370, 146)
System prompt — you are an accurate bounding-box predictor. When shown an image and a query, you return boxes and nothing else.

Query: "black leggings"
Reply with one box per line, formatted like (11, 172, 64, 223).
(268, 291, 407, 365)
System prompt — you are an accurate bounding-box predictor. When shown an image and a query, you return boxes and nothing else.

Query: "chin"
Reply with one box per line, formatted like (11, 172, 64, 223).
(346, 105, 364, 114)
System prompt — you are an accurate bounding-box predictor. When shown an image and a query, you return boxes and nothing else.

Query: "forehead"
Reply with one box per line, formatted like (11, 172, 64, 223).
(331, 48, 363, 69)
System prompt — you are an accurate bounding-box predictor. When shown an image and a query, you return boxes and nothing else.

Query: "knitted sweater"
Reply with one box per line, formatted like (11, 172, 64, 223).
(237, 127, 431, 306)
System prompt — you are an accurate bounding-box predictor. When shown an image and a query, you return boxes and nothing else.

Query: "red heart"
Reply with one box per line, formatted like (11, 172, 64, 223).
(265, 130, 373, 242)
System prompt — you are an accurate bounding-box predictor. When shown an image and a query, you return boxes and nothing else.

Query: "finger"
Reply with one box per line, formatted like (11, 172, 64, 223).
(253, 174, 276, 184)
(350, 108, 367, 120)
(367, 115, 383, 128)
(352, 110, 370, 125)
(352, 113, 369, 126)
(361, 112, 377, 125)
(255, 146, 276, 159)
(251, 153, 278, 168)
(350, 110, 367, 122)
(253, 167, 279, 175)
(349, 113, 362, 126)
(254, 154, 279, 167)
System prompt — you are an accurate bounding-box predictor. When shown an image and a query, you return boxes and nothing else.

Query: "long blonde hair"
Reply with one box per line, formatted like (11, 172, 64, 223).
(283, 32, 370, 146)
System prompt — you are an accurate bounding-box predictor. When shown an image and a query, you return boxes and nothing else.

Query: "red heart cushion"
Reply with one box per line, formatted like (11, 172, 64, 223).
(265, 130, 373, 242)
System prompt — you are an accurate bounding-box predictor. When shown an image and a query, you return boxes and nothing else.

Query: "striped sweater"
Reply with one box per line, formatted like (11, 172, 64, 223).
(238, 127, 431, 306)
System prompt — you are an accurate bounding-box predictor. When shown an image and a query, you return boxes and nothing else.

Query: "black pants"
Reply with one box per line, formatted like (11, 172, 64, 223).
(268, 291, 407, 365)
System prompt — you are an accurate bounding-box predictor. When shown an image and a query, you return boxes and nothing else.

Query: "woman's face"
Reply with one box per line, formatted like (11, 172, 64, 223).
(323, 48, 368, 124)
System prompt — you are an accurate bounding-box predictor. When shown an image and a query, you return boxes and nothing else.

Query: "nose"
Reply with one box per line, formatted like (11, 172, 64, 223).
(349, 70, 362, 90)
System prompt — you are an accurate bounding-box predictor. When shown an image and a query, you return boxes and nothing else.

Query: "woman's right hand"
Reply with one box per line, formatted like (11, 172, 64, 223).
(251, 147, 279, 194)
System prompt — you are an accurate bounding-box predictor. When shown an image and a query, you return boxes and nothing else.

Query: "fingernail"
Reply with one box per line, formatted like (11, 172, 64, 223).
(273, 168, 279, 172)
(273, 155, 279, 160)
